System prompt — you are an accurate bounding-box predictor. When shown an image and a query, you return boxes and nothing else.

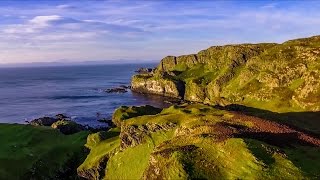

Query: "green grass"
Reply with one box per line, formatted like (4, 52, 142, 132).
(0, 123, 89, 180)
(147, 35, 320, 112)
(79, 104, 319, 179)
(144, 136, 304, 179)
(112, 105, 162, 127)
(78, 135, 120, 179)
(106, 139, 154, 179)
(105, 130, 175, 179)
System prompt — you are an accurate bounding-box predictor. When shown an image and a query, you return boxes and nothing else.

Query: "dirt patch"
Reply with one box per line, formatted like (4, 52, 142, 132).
(211, 113, 320, 147)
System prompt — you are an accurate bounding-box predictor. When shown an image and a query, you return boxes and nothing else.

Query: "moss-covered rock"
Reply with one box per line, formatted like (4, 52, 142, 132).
(184, 80, 206, 102)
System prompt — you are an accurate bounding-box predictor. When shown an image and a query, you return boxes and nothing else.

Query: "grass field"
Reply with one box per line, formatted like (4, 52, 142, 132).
(0, 123, 89, 180)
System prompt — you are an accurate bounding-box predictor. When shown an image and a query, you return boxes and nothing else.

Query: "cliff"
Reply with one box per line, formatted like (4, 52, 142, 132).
(78, 35, 320, 179)
(131, 35, 320, 112)
(131, 74, 185, 98)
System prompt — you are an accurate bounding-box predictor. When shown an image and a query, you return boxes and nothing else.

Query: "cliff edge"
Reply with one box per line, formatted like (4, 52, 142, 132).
(131, 35, 320, 112)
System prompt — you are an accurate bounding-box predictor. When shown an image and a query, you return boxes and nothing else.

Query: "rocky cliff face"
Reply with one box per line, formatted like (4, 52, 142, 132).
(131, 74, 185, 98)
(131, 35, 320, 112)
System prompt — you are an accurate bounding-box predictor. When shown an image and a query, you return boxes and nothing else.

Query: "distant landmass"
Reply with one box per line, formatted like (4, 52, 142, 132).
(0, 59, 157, 68)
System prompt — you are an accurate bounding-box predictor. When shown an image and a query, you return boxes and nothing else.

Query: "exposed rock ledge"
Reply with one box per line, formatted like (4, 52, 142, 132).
(131, 74, 185, 98)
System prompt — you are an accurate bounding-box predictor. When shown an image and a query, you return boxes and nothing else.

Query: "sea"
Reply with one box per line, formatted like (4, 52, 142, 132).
(0, 63, 172, 127)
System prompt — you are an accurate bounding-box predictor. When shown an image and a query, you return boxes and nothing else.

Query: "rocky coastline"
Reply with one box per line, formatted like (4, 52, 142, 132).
(1, 35, 320, 179)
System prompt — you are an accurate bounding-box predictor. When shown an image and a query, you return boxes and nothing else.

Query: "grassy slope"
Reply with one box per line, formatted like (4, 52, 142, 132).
(129, 35, 320, 135)
(80, 36, 320, 179)
(143, 35, 320, 113)
(79, 104, 320, 179)
(0, 123, 89, 180)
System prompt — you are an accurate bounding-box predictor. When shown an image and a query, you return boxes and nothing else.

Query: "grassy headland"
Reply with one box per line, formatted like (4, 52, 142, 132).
(78, 104, 320, 179)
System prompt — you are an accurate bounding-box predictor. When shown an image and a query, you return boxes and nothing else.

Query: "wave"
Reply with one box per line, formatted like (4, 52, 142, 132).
(50, 95, 104, 100)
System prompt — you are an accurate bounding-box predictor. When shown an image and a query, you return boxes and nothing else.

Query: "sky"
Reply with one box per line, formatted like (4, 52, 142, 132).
(0, 0, 320, 64)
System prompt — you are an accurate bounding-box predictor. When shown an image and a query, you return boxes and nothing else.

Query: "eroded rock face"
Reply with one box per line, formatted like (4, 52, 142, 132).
(184, 80, 206, 102)
(120, 122, 176, 150)
(293, 70, 320, 111)
(131, 75, 185, 98)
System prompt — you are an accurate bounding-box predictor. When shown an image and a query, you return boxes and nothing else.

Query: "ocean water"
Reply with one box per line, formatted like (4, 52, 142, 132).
(0, 64, 172, 126)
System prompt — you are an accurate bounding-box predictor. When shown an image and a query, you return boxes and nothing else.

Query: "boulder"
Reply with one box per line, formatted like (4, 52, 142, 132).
(29, 117, 58, 126)
(135, 67, 154, 74)
(119, 85, 131, 89)
(105, 87, 128, 93)
(51, 120, 86, 135)
(55, 114, 70, 120)
(97, 118, 116, 127)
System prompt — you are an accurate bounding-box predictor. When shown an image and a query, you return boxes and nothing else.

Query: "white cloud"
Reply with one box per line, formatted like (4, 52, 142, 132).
(1, 14, 145, 44)
(56, 4, 75, 9)
(2, 15, 65, 34)
(29, 15, 62, 26)
(0, 1, 319, 64)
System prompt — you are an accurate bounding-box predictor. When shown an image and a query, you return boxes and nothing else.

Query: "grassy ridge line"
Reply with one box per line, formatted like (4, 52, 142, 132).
(78, 104, 320, 179)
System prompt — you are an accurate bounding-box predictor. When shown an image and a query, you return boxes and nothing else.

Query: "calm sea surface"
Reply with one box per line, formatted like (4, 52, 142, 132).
(0, 64, 171, 126)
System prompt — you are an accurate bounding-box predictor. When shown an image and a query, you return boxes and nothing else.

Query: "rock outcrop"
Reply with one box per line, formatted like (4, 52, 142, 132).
(29, 114, 86, 135)
(29, 116, 58, 126)
(131, 35, 320, 112)
(131, 74, 185, 98)
(51, 120, 86, 135)
(120, 122, 176, 150)
(135, 67, 155, 74)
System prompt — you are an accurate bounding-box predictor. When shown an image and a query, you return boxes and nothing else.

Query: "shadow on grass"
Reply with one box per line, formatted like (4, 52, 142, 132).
(244, 138, 320, 178)
(214, 104, 320, 178)
(215, 104, 320, 137)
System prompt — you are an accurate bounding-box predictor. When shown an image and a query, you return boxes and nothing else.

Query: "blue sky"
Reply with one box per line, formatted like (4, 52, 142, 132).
(0, 0, 320, 64)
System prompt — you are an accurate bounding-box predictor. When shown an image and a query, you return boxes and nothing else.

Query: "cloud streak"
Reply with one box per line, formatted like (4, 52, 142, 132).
(0, 0, 319, 64)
